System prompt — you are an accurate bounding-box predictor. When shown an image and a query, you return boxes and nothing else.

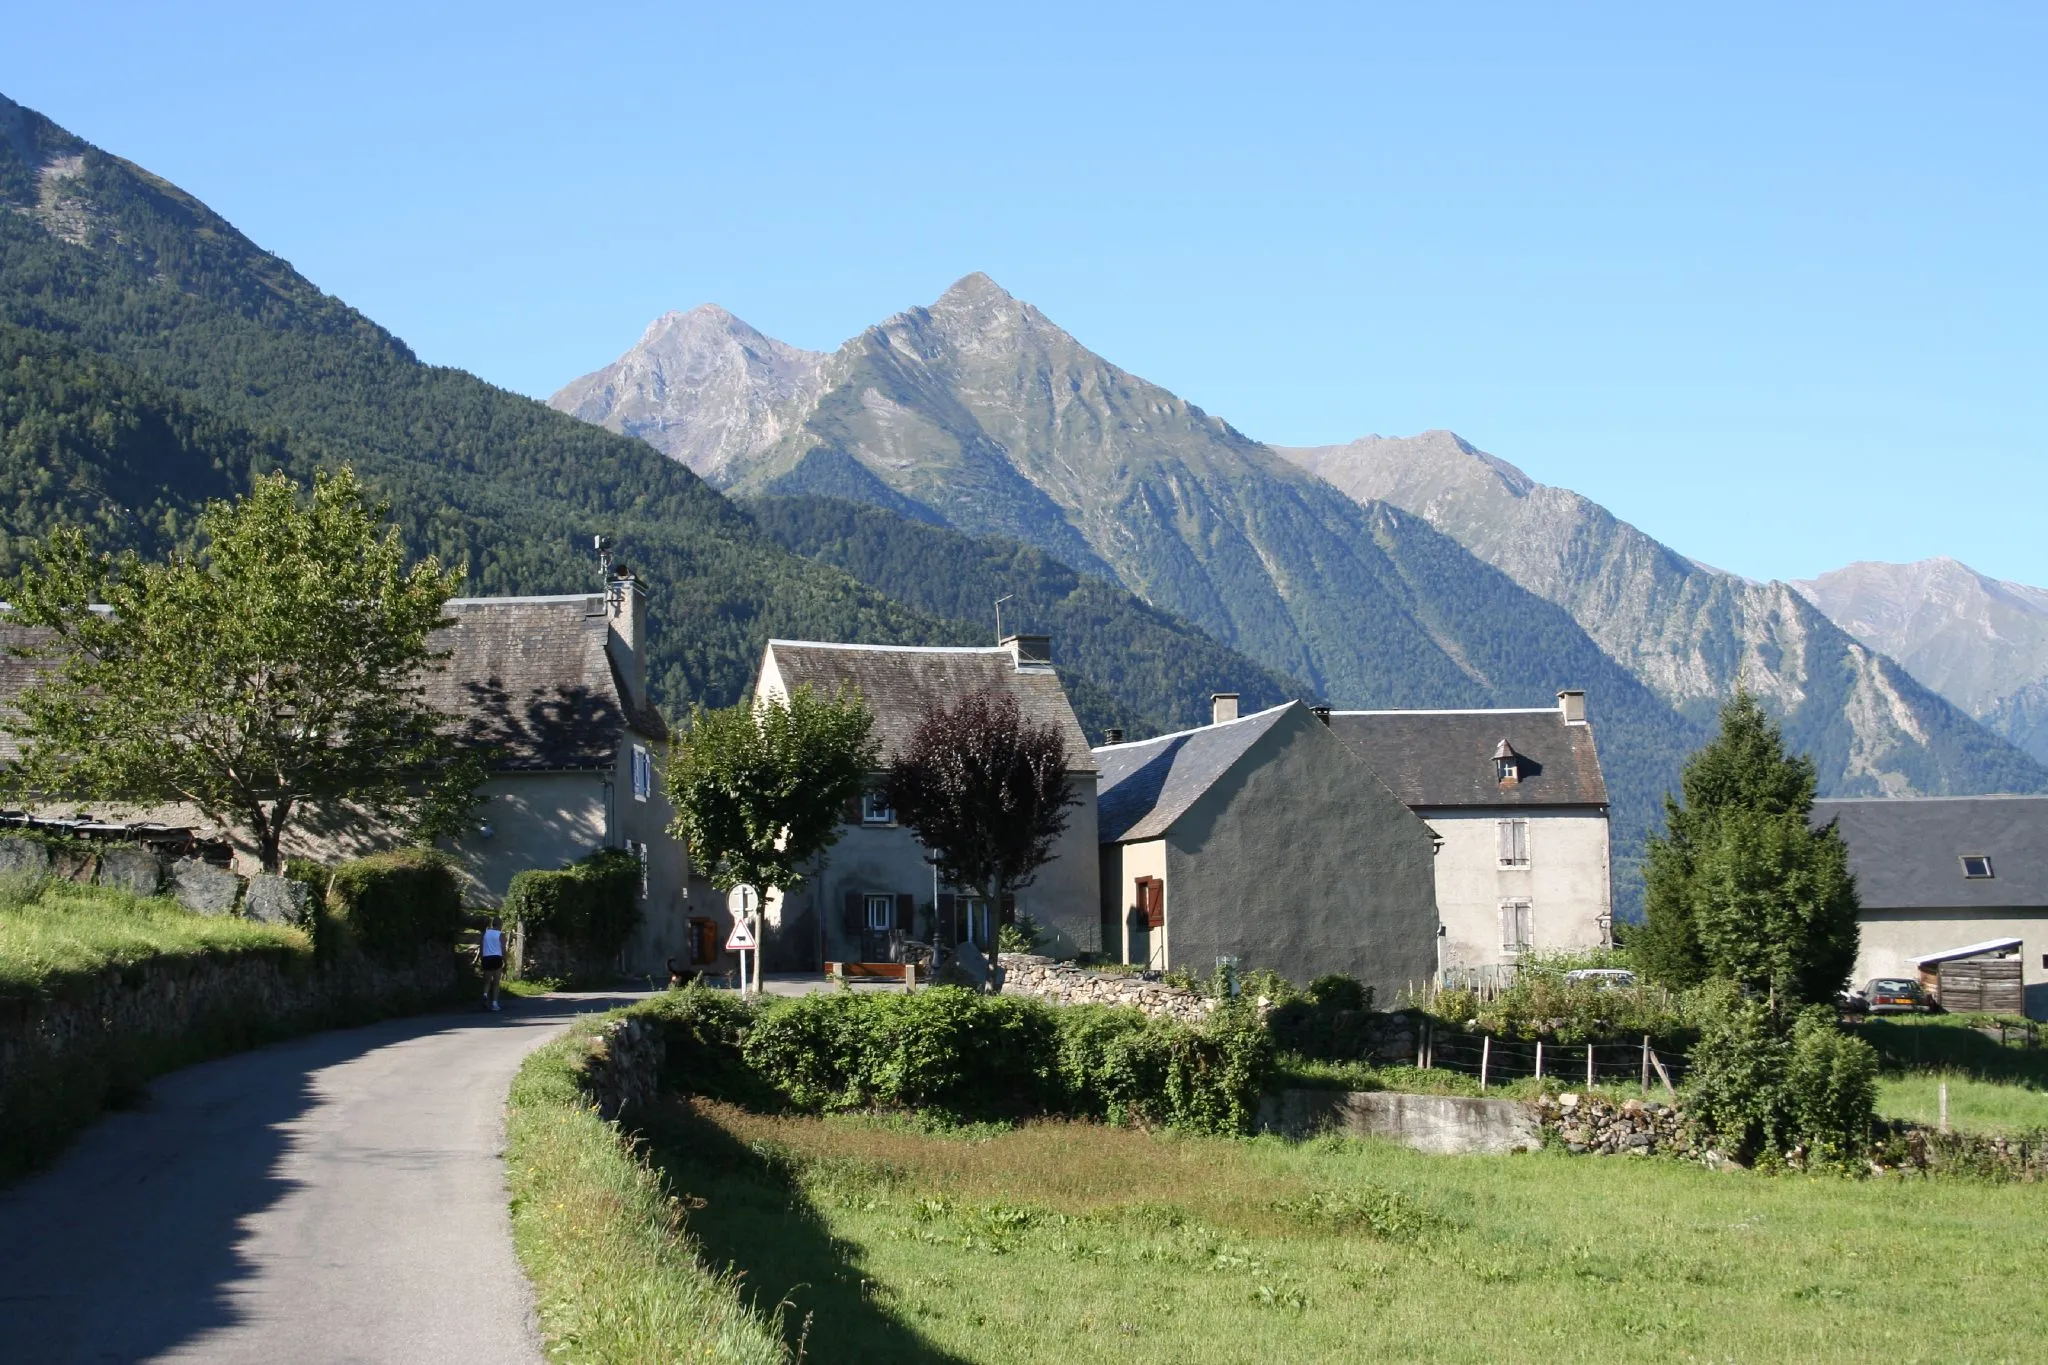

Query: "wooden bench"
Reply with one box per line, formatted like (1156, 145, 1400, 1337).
(825, 961, 918, 986)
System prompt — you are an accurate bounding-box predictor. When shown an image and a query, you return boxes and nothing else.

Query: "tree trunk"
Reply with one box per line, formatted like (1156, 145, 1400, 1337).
(984, 875, 1006, 993)
(254, 797, 292, 873)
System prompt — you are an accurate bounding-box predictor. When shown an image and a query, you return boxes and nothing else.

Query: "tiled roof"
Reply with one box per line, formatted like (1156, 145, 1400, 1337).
(1093, 702, 1296, 842)
(1324, 708, 1607, 808)
(761, 640, 1095, 773)
(0, 594, 659, 773)
(1812, 796, 2048, 911)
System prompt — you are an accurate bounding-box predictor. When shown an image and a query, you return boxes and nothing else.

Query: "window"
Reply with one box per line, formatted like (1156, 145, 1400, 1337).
(631, 744, 652, 802)
(957, 897, 993, 946)
(687, 917, 718, 965)
(1497, 820, 1530, 868)
(1499, 899, 1532, 953)
(1961, 855, 1994, 879)
(625, 839, 649, 898)
(860, 791, 895, 825)
(865, 894, 894, 932)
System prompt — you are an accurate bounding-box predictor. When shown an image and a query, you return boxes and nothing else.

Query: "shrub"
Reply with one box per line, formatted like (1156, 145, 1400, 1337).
(323, 848, 463, 963)
(1684, 982, 1877, 1165)
(504, 848, 643, 972)
(1785, 1006, 1879, 1164)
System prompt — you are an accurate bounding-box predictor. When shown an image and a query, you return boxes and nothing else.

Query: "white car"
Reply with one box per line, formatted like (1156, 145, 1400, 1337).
(1563, 968, 1638, 991)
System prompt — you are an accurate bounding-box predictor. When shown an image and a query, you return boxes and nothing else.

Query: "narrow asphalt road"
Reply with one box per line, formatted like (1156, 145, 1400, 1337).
(0, 991, 641, 1364)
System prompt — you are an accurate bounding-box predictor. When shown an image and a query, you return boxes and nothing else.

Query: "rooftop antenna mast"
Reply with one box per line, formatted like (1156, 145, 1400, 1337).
(994, 594, 1014, 643)
(594, 534, 614, 582)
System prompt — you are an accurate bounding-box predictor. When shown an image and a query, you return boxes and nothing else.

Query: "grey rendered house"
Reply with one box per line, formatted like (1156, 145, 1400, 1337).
(0, 572, 707, 979)
(751, 634, 1102, 971)
(1323, 691, 1612, 977)
(1093, 696, 1439, 1000)
(1813, 795, 2048, 1019)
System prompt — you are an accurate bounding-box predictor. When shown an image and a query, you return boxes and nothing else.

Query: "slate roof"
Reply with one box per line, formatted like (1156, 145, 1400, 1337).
(0, 594, 659, 773)
(1323, 708, 1607, 809)
(1812, 796, 2048, 911)
(1093, 703, 1297, 842)
(760, 640, 1095, 773)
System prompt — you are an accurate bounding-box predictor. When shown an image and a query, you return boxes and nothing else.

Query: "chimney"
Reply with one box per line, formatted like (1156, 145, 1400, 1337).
(1211, 692, 1239, 725)
(1310, 705, 1332, 726)
(1557, 689, 1587, 725)
(1002, 633, 1052, 670)
(605, 568, 649, 711)
(1103, 727, 1125, 746)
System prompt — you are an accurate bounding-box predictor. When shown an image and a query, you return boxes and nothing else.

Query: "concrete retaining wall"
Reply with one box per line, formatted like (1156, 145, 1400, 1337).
(1257, 1088, 1542, 1154)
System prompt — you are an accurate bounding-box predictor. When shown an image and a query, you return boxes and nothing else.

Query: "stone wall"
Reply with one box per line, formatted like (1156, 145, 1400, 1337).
(0, 834, 309, 922)
(1534, 1092, 1691, 1157)
(569, 1012, 666, 1122)
(998, 955, 1216, 1024)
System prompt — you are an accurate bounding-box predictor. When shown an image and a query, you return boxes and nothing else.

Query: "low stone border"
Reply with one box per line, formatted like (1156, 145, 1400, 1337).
(0, 834, 310, 922)
(998, 955, 1216, 1024)
(1534, 1092, 1692, 1157)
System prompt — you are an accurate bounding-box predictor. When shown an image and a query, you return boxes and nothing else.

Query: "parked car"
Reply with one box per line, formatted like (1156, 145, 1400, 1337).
(1564, 968, 1638, 991)
(1860, 978, 1929, 1014)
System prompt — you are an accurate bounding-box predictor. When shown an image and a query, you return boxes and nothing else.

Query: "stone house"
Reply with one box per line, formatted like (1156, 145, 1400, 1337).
(1813, 795, 2048, 1019)
(0, 573, 709, 978)
(750, 635, 1101, 971)
(1093, 696, 1439, 1001)
(1324, 690, 1612, 977)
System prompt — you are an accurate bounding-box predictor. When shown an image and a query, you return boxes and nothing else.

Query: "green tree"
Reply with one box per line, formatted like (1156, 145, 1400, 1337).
(664, 685, 877, 897)
(1637, 691, 1858, 1004)
(3, 467, 478, 870)
(883, 687, 1078, 989)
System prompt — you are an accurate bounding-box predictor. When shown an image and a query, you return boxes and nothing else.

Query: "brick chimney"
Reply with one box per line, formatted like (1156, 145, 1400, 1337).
(1211, 693, 1239, 725)
(1557, 689, 1587, 725)
(605, 569, 649, 711)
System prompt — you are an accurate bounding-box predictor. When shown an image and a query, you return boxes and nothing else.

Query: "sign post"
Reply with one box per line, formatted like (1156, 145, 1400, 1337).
(726, 884, 761, 995)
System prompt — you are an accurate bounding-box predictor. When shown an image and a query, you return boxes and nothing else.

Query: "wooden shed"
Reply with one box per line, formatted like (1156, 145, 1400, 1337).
(1915, 938, 2026, 1015)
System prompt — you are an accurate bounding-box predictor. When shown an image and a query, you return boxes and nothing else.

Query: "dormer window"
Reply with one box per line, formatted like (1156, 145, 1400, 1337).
(860, 791, 895, 826)
(1493, 739, 1524, 786)
(1961, 855, 1994, 879)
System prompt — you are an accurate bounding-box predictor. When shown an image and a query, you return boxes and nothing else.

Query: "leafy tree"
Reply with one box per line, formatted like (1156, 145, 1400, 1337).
(1685, 982, 1877, 1165)
(1637, 691, 1858, 1004)
(664, 685, 876, 897)
(883, 687, 1079, 988)
(3, 467, 478, 870)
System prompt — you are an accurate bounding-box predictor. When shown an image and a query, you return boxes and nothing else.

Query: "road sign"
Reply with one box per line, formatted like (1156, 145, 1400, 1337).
(725, 917, 757, 950)
(727, 884, 760, 917)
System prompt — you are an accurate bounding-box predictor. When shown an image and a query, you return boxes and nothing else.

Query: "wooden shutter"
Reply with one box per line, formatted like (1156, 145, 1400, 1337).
(936, 893, 956, 946)
(1497, 820, 1514, 865)
(1514, 822, 1529, 865)
(895, 893, 915, 935)
(1138, 878, 1164, 929)
(843, 890, 863, 935)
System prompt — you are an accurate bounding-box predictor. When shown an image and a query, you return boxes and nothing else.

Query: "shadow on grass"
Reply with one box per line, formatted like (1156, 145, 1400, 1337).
(1859, 1018, 2048, 1086)
(643, 1100, 969, 1365)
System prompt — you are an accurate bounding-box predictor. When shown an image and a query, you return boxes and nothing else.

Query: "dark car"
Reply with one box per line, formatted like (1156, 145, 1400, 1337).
(1860, 978, 1929, 1015)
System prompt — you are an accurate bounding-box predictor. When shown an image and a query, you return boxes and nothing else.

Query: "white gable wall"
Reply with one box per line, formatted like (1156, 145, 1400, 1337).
(1421, 806, 1611, 972)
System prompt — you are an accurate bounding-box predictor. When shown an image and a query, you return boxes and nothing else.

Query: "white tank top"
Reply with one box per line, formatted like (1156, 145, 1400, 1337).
(481, 928, 504, 956)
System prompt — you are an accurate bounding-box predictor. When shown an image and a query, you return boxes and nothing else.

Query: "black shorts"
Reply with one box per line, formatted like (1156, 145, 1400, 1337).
(480, 955, 504, 972)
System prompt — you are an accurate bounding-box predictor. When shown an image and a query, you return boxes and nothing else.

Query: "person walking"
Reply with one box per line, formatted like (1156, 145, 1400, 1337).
(476, 916, 507, 1011)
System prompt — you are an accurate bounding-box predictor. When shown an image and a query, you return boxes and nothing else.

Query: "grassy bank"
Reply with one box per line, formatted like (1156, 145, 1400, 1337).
(504, 1022, 787, 1364)
(645, 1099, 2048, 1364)
(0, 875, 304, 998)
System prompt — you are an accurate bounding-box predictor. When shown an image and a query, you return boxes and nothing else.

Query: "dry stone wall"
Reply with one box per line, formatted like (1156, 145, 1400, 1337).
(998, 955, 1216, 1024)
(1536, 1092, 1690, 1156)
(0, 835, 314, 923)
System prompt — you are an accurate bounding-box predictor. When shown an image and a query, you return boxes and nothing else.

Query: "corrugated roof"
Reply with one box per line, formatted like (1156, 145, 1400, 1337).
(1914, 938, 2023, 967)
(1813, 796, 2048, 911)
(761, 640, 1095, 773)
(1093, 702, 1296, 842)
(1324, 708, 1607, 808)
(0, 594, 659, 773)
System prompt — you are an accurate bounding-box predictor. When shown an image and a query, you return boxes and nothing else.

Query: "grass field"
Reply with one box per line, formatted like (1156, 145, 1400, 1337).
(643, 1098, 2048, 1365)
(0, 874, 304, 998)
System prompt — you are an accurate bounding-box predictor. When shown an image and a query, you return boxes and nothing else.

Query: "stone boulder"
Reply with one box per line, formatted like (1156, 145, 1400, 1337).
(0, 835, 50, 877)
(244, 873, 311, 926)
(49, 844, 97, 883)
(172, 858, 242, 916)
(96, 845, 166, 897)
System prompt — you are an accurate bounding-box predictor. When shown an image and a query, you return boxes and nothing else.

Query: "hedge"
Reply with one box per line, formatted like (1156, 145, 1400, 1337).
(323, 848, 465, 963)
(504, 848, 642, 971)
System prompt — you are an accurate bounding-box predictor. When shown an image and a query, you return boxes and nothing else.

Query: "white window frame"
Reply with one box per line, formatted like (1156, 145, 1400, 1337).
(625, 839, 649, 899)
(860, 791, 895, 826)
(1961, 854, 1994, 879)
(1499, 899, 1533, 953)
(864, 894, 894, 932)
(631, 744, 652, 802)
(959, 897, 993, 947)
(1497, 819, 1530, 868)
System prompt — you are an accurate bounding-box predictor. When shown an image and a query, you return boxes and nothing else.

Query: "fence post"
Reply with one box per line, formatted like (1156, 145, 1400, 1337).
(1640, 1035, 1650, 1091)
(1939, 1080, 1950, 1134)
(1648, 1047, 1676, 1098)
(1534, 1039, 1544, 1082)
(1480, 1035, 1491, 1091)
(1586, 1043, 1595, 1089)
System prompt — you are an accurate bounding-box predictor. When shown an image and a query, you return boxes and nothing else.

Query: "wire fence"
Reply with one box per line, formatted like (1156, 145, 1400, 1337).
(1408, 1024, 1692, 1094)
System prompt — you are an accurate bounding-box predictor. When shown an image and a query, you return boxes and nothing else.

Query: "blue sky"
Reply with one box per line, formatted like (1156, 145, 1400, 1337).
(9, 2, 2044, 586)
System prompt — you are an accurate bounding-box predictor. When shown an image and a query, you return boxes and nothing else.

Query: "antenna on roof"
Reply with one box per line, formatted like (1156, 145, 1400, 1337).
(994, 594, 1014, 642)
(594, 534, 614, 584)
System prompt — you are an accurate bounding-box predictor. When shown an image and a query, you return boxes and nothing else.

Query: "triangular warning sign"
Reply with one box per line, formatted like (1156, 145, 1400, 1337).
(725, 917, 757, 950)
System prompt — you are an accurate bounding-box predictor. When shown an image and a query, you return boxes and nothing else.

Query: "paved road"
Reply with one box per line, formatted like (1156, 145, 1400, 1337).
(0, 992, 639, 1364)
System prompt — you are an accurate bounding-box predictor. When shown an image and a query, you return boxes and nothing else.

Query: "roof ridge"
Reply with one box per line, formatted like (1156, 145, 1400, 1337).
(768, 639, 1012, 655)
(1092, 700, 1298, 752)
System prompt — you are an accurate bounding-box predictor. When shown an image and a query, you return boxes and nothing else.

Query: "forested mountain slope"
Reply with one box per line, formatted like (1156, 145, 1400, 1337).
(1278, 430, 2048, 799)
(1795, 558, 2048, 765)
(0, 92, 955, 708)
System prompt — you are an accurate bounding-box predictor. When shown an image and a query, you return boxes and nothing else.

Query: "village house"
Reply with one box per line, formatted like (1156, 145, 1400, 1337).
(1813, 795, 2048, 1019)
(1324, 690, 1612, 978)
(0, 571, 709, 979)
(750, 634, 1101, 972)
(1093, 695, 1439, 1000)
